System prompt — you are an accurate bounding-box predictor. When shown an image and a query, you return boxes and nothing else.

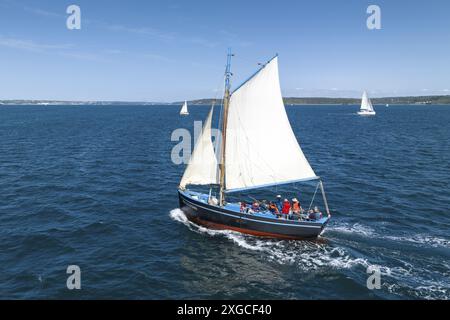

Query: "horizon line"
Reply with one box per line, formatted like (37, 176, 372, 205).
(1, 94, 450, 104)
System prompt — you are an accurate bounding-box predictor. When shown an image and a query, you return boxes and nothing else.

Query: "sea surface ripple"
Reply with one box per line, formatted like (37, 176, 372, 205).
(0, 105, 449, 299)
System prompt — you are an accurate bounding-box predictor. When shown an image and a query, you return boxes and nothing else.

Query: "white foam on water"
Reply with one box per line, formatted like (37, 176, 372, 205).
(374, 259, 450, 299)
(385, 280, 450, 300)
(170, 209, 450, 299)
(413, 284, 450, 300)
(170, 208, 368, 271)
(325, 222, 376, 237)
(169, 208, 189, 224)
(326, 222, 450, 249)
(383, 234, 450, 248)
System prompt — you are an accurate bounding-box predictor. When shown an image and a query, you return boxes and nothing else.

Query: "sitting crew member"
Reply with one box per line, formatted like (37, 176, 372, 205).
(250, 201, 260, 213)
(313, 206, 323, 219)
(292, 198, 302, 220)
(240, 202, 247, 213)
(260, 200, 269, 211)
(268, 201, 279, 215)
(308, 207, 323, 220)
(281, 199, 291, 219)
(275, 195, 283, 212)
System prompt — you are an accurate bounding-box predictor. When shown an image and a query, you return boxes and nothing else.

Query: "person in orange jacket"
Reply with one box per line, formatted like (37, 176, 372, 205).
(291, 198, 303, 220)
(268, 201, 279, 215)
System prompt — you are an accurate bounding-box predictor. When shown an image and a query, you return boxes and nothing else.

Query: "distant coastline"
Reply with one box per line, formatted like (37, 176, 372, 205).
(1, 95, 450, 106)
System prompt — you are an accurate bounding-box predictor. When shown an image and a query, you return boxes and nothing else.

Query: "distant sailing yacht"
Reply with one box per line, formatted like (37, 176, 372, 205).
(357, 91, 376, 116)
(177, 53, 331, 240)
(180, 100, 189, 116)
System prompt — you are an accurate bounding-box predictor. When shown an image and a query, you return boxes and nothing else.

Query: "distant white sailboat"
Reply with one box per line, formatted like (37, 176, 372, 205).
(180, 100, 189, 116)
(357, 91, 376, 116)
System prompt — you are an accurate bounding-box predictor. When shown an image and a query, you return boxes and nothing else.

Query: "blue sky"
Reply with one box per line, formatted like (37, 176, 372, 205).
(0, 0, 449, 101)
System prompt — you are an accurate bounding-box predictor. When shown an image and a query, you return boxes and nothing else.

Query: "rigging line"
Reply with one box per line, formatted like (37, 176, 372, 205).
(214, 73, 226, 168)
(308, 182, 320, 212)
(232, 55, 278, 94)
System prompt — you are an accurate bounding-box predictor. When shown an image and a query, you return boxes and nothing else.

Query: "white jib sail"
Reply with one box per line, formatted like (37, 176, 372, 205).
(179, 107, 218, 189)
(224, 56, 317, 191)
(180, 101, 189, 115)
(360, 91, 374, 112)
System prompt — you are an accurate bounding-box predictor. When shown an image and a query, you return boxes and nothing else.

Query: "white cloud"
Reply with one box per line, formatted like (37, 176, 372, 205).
(141, 53, 175, 63)
(104, 24, 175, 42)
(0, 36, 72, 52)
(23, 6, 62, 18)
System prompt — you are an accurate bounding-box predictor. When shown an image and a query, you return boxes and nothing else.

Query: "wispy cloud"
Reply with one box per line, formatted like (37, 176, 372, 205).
(15, 3, 231, 49)
(104, 23, 221, 48)
(184, 36, 219, 48)
(219, 30, 253, 47)
(104, 24, 175, 42)
(0, 35, 108, 62)
(140, 53, 176, 63)
(0, 36, 72, 52)
(104, 49, 123, 55)
(23, 6, 63, 18)
(58, 51, 108, 62)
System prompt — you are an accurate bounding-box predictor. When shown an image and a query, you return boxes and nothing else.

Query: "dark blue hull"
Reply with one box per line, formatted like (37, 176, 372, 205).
(178, 190, 329, 240)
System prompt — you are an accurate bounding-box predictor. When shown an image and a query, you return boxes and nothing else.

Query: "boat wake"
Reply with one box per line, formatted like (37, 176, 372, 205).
(170, 208, 368, 271)
(171, 209, 450, 299)
(326, 222, 450, 248)
(326, 222, 375, 237)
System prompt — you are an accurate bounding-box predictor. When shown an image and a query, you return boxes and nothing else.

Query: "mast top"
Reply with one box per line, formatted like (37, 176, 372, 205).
(225, 49, 234, 92)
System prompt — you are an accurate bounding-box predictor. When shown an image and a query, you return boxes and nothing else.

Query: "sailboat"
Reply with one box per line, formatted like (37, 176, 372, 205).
(180, 100, 189, 116)
(177, 53, 331, 240)
(357, 91, 376, 116)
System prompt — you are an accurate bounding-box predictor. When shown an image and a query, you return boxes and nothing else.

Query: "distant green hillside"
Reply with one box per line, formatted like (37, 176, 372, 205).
(2, 95, 450, 106)
(185, 95, 450, 105)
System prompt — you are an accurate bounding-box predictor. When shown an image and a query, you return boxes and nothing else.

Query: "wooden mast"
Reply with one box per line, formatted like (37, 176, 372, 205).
(219, 50, 233, 206)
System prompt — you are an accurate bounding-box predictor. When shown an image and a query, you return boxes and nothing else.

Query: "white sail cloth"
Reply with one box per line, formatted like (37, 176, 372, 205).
(360, 91, 374, 112)
(224, 56, 317, 191)
(180, 101, 189, 115)
(179, 107, 218, 189)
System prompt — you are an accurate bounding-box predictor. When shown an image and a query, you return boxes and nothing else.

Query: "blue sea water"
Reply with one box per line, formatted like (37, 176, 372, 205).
(0, 104, 449, 299)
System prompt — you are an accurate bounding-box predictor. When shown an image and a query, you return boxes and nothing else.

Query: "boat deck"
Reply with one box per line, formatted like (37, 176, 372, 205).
(184, 190, 328, 224)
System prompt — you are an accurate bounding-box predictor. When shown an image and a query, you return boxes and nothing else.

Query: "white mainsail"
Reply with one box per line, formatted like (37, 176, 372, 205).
(224, 56, 317, 191)
(360, 91, 374, 112)
(180, 101, 189, 115)
(179, 107, 218, 189)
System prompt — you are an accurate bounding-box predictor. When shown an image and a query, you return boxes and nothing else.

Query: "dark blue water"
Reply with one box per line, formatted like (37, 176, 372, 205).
(0, 105, 449, 299)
